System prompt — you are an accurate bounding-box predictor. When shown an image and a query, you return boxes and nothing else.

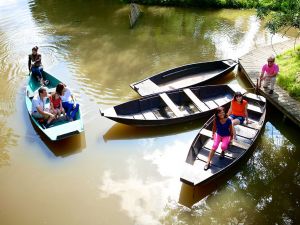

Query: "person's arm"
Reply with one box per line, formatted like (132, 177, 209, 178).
(59, 100, 63, 111)
(70, 91, 77, 108)
(229, 123, 233, 140)
(50, 101, 54, 111)
(260, 65, 266, 80)
(211, 119, 216, 139)
(244, 102, 249, 124)
(28, 55, 32, 72)
(270, 64, 279, 77)
(227, 103, 232, 116)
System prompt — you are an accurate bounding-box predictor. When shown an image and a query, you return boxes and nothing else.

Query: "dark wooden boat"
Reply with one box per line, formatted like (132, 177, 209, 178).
(180, 93, 266, 186)
(130, 59, 237, 96)
(25, 71, 84, 141)
(100, 84, 247, 127)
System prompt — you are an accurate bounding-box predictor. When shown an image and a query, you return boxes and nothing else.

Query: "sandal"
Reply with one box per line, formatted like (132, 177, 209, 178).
(204, 163, 211, 171)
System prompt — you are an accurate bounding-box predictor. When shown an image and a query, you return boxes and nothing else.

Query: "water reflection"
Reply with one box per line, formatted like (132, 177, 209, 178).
(99, 139, 191, 225)
(103, 118, 206, 142)
(1, 0, 299, 224)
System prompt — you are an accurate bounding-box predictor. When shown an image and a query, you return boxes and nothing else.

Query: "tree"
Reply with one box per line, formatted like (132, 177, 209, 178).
(257, 0, 300, 46)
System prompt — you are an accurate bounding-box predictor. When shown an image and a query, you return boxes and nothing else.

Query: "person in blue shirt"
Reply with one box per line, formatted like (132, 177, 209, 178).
(204, 107, 233, 170)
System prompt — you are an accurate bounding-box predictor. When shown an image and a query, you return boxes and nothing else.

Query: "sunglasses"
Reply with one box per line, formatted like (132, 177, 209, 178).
(268, 60, 274, 63)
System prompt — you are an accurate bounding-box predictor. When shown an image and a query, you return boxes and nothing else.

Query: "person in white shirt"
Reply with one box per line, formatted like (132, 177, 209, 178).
(32, 87, 55, 128)
(55, 83, 79, 121)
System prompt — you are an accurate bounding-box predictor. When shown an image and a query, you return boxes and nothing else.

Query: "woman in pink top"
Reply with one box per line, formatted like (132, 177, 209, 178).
(259, 55, 279, 94)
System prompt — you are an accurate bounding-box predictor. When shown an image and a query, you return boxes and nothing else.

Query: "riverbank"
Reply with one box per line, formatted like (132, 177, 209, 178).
(121, 0, 277, 9)
(276, 45, 300, 100)
(239, 39, 300, 127)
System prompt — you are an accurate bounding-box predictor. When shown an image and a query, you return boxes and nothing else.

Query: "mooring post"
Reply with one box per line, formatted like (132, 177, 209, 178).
(129, 3, 141, 28)
(255, 78, 259, 94)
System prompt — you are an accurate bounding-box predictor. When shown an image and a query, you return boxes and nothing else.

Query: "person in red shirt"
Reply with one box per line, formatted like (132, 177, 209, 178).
(227, 92, 249, 139)
(49, 92, 65, 119)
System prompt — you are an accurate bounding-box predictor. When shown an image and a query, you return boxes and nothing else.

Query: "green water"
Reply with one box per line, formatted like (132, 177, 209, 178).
(0, 0, 299, 224)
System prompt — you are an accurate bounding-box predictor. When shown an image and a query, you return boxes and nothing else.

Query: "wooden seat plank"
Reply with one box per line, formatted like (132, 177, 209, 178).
(214, 97, 229, 106)
(183, 88, 210, 112)
(248, 103, 263, 113)
(244, 93, 266, 103)
(203, 139, 244, 159)
(135, 79, 160, 96)
(199, 128, 250, 149)
(204, 100, 218, 109)
(133, 114, 145, 120)
(159, 93, 183, 117)
(142, 111, 157, 120)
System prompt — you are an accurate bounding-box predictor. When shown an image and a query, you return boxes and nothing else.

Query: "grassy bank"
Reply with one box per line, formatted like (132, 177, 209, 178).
(122, 0, 278, 9)
(276, 45, 300, 100)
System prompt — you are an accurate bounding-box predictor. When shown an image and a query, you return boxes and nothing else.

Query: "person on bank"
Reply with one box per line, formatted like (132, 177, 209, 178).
(49, 91, 66, 119)
(28, 46, 45, 85)
(32, 87, 55, 128)
(56, 83, 79, 121)
(204, 107, 233, 170)
(259, 55, 279, 94)
(227, 91, 249, 140)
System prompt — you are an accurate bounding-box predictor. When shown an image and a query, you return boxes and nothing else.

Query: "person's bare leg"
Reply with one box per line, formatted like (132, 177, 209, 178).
(232, 119, 240, 140)
(204, 149, 215, 170)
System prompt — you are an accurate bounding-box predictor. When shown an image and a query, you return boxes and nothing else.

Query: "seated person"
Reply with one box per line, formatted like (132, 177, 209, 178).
(49, 92, 66, 119)
(56, 83, 79, 121)
(227, 92, 249, 139)
(31, 87, 55, 128)
(28, 46, 47, 86)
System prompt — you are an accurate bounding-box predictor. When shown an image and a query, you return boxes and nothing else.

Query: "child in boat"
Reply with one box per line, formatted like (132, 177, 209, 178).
(204, 107, 233, 170)
(227, 91, 249, 139)
(49, 92, 65, 119)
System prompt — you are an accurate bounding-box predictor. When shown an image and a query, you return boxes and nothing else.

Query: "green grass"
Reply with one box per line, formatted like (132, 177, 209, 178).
(276, 45, 300, 101)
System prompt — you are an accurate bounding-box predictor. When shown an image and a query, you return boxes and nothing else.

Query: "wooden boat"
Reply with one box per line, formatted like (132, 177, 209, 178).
(25, 71, 84, 141)
(100, 84, 247, 127)
(130, 59, 237, 96)
(180, 93, 266, 186)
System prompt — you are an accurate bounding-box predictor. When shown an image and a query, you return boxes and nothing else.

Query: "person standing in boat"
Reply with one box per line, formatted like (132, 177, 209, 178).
(56, 83, 79, 121)
(32, 87, 55, 128)
(259, 55, 279, 94)
(204, 107, 233, 170)
(227, 91, 249, 139)
(28, 46, 45, 85)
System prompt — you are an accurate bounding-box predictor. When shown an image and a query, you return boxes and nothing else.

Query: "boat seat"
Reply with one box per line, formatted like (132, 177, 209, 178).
(213, 97, 229, 106)
(199, 128, 250, 149)
(244, 93, 266, 103)
(142, 111, 157, 120)
(183, 88, 209, 112)
(159, 93, 183, 117)
(203, 100, 218, 109)
(247, 103, 263, 114)
(133, 114, 145, 120)
(135, 80, 160, 96)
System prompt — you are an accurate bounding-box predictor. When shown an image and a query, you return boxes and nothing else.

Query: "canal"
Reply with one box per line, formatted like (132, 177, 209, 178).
(0, 0, 299, 224)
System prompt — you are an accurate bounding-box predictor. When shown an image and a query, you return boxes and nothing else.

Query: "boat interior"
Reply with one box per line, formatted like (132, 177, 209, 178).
(181, 94, 266, 185)
(113, 85, 236, 120)
(27, 73, 80, 129)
